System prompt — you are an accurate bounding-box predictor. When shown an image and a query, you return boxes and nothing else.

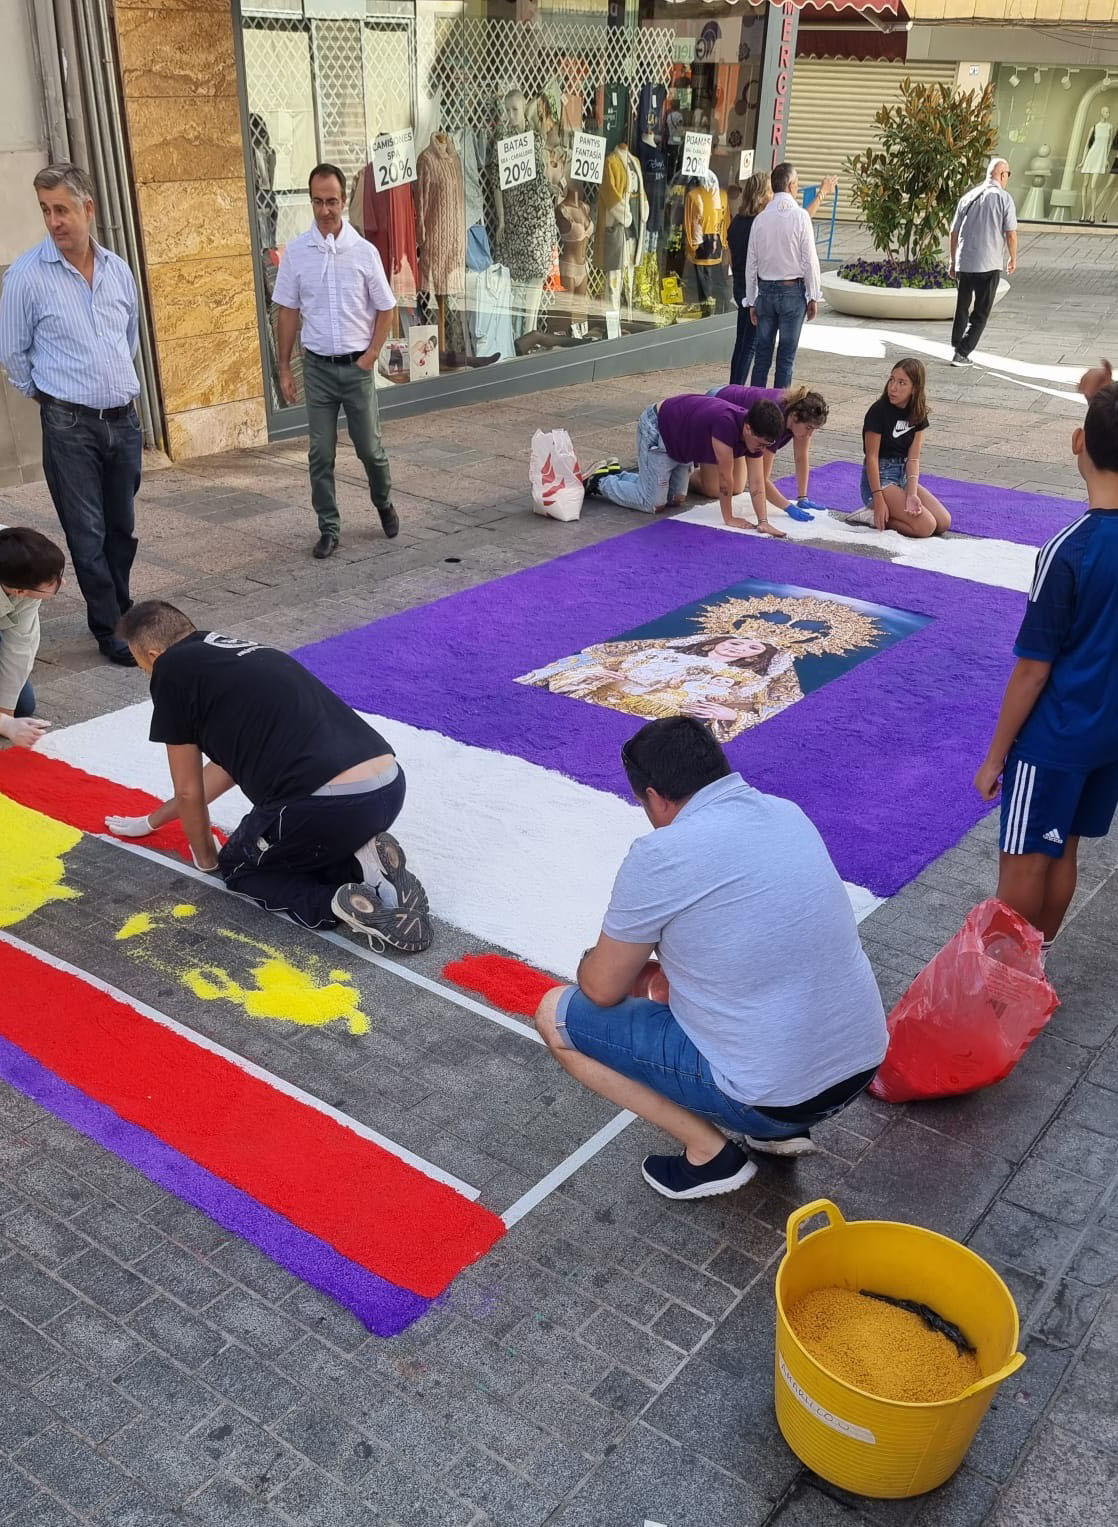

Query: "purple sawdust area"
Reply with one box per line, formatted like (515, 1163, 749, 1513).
(297, 520, 1023, 896)
(0, 1032, 431, 1336)
(775, 462, 1080, 547)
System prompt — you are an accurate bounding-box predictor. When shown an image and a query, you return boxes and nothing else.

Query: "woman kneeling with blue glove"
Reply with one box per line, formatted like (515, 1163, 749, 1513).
(691, 385, 829, 525)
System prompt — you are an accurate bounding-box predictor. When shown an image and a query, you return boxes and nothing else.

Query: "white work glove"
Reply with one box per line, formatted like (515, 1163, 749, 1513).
(0, 716, 51, 748)
(105, 813, 156, 838)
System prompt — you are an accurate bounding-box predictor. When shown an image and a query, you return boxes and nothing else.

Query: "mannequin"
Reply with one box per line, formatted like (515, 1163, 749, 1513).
(556, 182, 593, 338)
(684, 170, 728, 309)
(1079, 106, 1116, 222)
(637, 128, 668, 256)
(416, 131, 466, 353)
(350, 154, 418, 310)
(491, 89, 558, 337)
(597, 142, 647, 317)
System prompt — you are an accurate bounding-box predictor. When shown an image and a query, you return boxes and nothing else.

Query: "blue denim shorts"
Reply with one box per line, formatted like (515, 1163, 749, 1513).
(555, 986, 861, 1141)
(860, 456, 907, 506)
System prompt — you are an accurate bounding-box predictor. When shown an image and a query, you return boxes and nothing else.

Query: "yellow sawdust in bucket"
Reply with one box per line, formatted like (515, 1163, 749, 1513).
(787, 1287, 982, 1404)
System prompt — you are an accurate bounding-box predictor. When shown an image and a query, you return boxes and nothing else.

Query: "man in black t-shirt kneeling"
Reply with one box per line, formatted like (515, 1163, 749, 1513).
(115, 601, 431, 953)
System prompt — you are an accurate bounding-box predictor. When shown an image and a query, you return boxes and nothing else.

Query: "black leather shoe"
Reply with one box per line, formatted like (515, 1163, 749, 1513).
(378, 504, 400, 539)
(98, 638, 137, 667)
(313, 533, 338, 559)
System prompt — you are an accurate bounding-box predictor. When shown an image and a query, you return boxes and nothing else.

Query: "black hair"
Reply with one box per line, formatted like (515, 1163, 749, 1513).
(746, 398, 785, 445)
(117, 600, 196, 651)
(621, 717, 731, 804)
(0, 527, 64, 590)
(308, 163, 347, 198)
(1084, 382, 1118, 474)
(770, 162, 795, 195)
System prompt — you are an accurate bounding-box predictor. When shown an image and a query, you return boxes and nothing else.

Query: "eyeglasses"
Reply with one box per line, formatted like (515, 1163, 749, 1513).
(311, 197, 342, 210)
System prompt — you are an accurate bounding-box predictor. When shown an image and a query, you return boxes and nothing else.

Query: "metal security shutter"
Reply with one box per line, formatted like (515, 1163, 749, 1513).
(786, 59, 957, 219)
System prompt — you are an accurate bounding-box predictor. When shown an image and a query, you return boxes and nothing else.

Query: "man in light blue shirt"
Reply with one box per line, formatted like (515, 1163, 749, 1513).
(533, 716, 887, 1200)
(0, 163, 142, 666)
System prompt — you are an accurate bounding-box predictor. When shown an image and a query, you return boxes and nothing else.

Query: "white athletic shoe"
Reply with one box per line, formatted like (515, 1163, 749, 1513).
(832, 507, 877, 528)
(743, 1132, 819, 1158)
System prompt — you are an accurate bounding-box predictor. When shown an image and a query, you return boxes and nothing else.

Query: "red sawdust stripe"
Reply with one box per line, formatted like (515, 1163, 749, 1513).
(0, 939, 504, 1297)
(0, 750, 206, 861)
(443, 953, 562, 1018)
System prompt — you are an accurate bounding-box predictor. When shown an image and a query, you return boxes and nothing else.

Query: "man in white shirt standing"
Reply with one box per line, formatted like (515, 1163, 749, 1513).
(274, 164, 398, 560)
(744, 161, 822, 389)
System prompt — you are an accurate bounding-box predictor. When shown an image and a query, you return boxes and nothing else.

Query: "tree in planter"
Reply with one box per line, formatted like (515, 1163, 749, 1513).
(845, 79, 997, 275)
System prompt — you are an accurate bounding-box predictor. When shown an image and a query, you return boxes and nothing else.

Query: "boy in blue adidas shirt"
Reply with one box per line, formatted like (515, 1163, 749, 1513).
(975, 359, 1117, 947)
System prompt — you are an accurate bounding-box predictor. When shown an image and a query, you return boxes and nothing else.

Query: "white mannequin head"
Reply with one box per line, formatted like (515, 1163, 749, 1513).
(1100, 106, 1112, 122)
(504, 90, 526, 133)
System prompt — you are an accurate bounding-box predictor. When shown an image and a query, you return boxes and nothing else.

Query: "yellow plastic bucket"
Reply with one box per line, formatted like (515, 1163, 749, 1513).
(774, 1199, 1025, 1499)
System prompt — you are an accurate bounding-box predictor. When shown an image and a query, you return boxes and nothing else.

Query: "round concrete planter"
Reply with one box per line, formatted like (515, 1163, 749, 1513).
(821, 269, 1010, 322)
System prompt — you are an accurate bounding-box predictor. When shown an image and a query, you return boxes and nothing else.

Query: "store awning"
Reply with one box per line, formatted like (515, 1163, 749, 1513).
(794, 2, 911, 62)
(790, 0, 908, 17)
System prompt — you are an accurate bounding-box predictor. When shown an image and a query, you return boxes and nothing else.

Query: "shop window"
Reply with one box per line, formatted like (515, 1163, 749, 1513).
(993, 64, 1118, 225)
(238, 0, 769, 417)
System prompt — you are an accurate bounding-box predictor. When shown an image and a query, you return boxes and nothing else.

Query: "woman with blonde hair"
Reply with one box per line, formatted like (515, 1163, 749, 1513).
(691, 384, 829, 525)
(727, 171, 772, 384)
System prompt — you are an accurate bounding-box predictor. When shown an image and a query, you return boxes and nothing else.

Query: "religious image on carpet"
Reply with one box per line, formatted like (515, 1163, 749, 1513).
(516, 580, 931, 741)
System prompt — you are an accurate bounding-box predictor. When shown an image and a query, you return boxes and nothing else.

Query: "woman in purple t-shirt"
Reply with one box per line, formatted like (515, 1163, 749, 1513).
(584, 391, 787, 535)
(690, 385, 829, 528)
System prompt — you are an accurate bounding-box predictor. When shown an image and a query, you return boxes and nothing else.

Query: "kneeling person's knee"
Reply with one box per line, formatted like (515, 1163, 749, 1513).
(535, 984, 573, 1052)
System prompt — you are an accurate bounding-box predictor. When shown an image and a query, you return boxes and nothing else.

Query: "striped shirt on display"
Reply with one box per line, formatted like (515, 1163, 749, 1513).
(0, 236, 139, 409)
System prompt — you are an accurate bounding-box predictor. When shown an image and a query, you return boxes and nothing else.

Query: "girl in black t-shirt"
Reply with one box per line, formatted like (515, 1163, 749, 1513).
(856, 359, 951, 537)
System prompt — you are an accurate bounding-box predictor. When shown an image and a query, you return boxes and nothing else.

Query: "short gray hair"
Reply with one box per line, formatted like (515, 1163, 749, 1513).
(33, 163, 95, 205)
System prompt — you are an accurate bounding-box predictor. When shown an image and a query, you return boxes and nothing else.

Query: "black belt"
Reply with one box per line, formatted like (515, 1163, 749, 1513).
(305, 349, 364, 365)
(37, 391, 133, 422)
(759, 278, 805, 287)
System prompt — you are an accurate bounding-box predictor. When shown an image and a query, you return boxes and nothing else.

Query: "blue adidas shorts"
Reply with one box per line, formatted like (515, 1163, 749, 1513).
(999, 747, 1118, 857)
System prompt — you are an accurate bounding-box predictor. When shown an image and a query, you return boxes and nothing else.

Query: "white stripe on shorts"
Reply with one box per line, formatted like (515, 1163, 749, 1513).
(1004, 759, 1037, 854)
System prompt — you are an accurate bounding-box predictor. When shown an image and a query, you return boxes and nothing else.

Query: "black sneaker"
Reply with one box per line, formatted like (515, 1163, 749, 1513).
(583, 459, 621, 497)
(331, 880, 432, 954)
(743, 1130, 818, 1158)
(641, 1140, 757, 1200)
(98, 638, 137, 667)
(378, 504, 400, 539)
(950, 352, 973, 368)
(313, 533, 338, 559)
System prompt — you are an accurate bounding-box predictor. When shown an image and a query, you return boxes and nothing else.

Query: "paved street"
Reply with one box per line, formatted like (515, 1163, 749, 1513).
(1, 228, 1117, 1527)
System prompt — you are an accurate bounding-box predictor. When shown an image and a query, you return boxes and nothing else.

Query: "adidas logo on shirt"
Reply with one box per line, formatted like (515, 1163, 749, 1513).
(1043, 828, 1064, 845)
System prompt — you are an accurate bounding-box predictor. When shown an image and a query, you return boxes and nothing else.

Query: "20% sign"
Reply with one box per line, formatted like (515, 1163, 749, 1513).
(497, 131, 536, 190)
(372, 129, 416, 190)
(681, 131, 712, 179)
(570, 131, 606, 185)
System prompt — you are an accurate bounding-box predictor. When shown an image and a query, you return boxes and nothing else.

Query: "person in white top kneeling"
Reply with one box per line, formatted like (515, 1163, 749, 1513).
(533, 716, 888, 1200)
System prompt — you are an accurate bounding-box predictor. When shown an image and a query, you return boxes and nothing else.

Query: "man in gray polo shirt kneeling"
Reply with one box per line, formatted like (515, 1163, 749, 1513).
(534, 717, 887, 1199)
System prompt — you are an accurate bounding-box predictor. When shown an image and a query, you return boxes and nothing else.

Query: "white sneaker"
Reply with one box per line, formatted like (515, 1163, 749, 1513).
(833, 507, 877, 528)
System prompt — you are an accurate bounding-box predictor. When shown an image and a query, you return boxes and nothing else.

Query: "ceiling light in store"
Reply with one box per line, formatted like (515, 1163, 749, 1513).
(1008, 69, 1021, 88)
(1061, 70, 1074, 89)
(1033, 68, 1042, 84)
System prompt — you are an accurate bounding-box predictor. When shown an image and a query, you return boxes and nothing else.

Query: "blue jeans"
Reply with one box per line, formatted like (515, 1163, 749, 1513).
(597, 404, 692, 514)
(40, 399, 141, 643)
(555, 987, 874, 1138)
(729, 299, 756, 386)
(751, 279, 807, 389)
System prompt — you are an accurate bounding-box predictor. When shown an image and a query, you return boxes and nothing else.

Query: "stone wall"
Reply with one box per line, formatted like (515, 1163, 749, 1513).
(115, 0, 267, 459)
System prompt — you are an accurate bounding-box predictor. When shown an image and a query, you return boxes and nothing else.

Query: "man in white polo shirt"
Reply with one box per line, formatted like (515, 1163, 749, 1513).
(534, 716, 887, 1200)
(274, 163, 399, 560)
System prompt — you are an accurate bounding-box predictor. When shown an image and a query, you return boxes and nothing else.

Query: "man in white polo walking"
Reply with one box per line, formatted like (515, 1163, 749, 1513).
(274, 163, 399, 559)
(949, 158, 1018, 368)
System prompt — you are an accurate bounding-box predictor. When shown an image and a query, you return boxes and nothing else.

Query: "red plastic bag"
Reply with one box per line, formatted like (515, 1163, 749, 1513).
(870, 899, 1059, 1103)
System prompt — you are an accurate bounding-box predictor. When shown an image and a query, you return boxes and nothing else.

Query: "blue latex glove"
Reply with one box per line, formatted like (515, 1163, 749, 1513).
(797, 495, 829, 513)
(784, 500, 814, 523)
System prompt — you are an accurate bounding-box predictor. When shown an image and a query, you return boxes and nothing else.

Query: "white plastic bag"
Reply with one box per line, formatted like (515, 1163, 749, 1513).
(529, 429, 584, 521)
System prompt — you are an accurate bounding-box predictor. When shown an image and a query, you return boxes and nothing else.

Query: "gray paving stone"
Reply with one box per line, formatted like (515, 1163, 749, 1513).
(1067, 1222, 1118, 1289)
(0, 1254, 78, 1327)
(32, 1362, 139, 1445)
(42, 1304, 148, 1379)
(0, 1379, 53, 1453)
(1000, 1156, 1105, 1227)
(8, 1495, 84, 1527)
(1031, 1119, 1118, 1186)
(192, 1407, 303, 1495)
(184, 1475, 293, 1526)
(270, 1468, 381, 1527)
(1060, 1081, 1118, 1140)
(196, 1346, 304, 1426)
(0, 1312, 62, 1385)
(0, 1458, 39, 1519)
(969, 1201, 1081, 1283)
(125, 1296, 225, 1369)
(131, 1243, 231, 1310)
(1032, 1276, 1105, 1349)
(277, 1284, 368, 1353)
(989, 1422, 1118, 1527)
(546, 1421, 771, 1527)
(71, 1203, 165, 1265)
(650, 1302, 715, 1353)
(58, 1247, 153, 1317)
(14, 1423, 131, 1513)
(441, 1446, 559, 1527)
(3, 1204, 90, 1267)
(103, 1414, 217, 1505)
(578, 1308, 684, 1386)
(274, 1407, 378, 1487)
(93, 1483, 191, 1526)
(114, 1353, 222, 1433)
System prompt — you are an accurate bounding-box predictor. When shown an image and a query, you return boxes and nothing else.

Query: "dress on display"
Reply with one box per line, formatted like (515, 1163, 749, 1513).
(416, 133, 466, 297)
(491, 133, 557, 284)
(351, 166, 418, 307)
(1080, 119, 1116, 175)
